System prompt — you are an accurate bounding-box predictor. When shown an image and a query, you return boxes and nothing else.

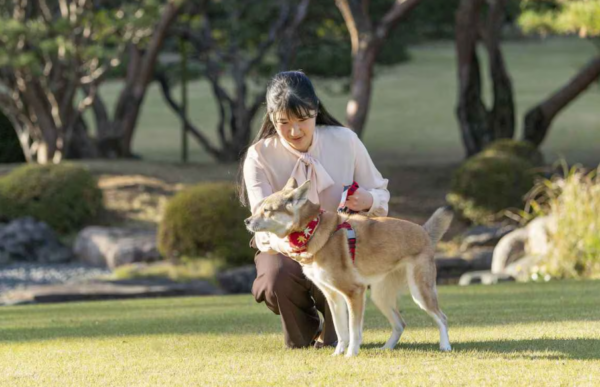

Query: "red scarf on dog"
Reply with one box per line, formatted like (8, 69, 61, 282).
(288, 210, 324, 253)
(287, 181, 359, 262)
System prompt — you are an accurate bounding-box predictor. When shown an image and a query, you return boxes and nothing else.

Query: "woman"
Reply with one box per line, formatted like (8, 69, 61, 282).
(239, 71, 390, 349)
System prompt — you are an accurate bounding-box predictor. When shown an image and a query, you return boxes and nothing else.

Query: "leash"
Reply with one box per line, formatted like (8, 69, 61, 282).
(336, 181, 359, 263)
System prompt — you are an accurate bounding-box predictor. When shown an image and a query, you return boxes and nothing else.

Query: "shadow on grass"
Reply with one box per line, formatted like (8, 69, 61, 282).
(361, 339, 600, 360)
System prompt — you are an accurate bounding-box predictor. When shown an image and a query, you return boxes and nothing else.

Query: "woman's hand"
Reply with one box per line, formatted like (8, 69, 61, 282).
(345, 187, 373, 212)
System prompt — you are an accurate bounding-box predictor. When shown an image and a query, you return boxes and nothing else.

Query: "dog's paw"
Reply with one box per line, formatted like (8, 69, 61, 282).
(380, 343, 396, 350)
(440, 344, 452, 352)
(332, 342, 347, 356)
(345, 345, 359, 357)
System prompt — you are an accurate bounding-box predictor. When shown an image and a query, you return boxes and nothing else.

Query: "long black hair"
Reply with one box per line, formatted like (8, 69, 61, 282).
(237, 71, 343, 207)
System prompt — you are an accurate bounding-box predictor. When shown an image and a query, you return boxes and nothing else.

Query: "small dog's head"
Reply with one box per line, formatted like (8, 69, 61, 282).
(245, 178, 320, 238)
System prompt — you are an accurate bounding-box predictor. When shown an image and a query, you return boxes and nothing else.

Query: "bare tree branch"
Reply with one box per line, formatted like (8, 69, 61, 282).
(376, 0, 424, 40)
(155, 71, 225, 160)
(278, 0, 310, 70)
(242, 0, 291, 74)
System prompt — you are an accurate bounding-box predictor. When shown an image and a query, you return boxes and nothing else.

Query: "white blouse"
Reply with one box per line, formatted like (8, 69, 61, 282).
(243, 125, 390, 253)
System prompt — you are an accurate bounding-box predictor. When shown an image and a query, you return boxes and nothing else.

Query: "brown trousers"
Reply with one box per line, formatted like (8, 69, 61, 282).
(252, 251, 338, 348)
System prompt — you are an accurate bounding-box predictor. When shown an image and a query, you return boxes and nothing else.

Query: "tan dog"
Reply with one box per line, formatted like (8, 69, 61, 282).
(245, 178, 453, 357)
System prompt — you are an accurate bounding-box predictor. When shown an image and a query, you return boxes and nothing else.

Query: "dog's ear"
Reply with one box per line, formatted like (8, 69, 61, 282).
(293, 180, 311, 201)
(283, 177, 298, 191)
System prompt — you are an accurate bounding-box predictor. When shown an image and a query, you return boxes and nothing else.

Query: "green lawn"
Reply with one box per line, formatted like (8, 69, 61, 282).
(97, 37, 600, 166)
(1, 280, 599, 386)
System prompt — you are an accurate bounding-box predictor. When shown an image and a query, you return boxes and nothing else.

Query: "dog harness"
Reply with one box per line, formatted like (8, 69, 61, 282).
(336, 221, 357, 263)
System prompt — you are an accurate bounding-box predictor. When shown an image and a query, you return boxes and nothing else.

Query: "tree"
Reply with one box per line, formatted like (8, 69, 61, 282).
(334, 0, 425, 137)
(159, 0, 311, 162)
(455, 0, 515, 157)
(0, 0, 183, 163)
(519, 0, 600, 146)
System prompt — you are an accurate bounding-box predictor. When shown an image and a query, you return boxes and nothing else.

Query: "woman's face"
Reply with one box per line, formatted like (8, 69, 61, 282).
(271, 110, 317, 152)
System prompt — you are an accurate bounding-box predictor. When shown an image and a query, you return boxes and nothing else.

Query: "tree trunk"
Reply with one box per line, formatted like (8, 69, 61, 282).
(523, 55, 600, 146)
(485, 0, 515, 141)
(455, 0, 514, 157)
(347, 45, 378, 137)
(116, 2, 182, 157)
(456, 0, 488, 157)
(335, 0, 425, 138)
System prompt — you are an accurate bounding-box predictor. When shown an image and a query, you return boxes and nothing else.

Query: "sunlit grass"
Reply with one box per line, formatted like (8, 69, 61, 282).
(1, 280, 599, 386)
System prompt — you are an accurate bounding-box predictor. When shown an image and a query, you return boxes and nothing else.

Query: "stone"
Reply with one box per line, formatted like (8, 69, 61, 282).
(460, 224, 518, 251)
(434, 257, 472, 284)
(458, 270, 515, 286)
(491, 215, 556, 275)
(468, 248, 494, 271)
(0, 217, 73, 264)
(73, 227, 161, 269)
(216, 265, 257, 294)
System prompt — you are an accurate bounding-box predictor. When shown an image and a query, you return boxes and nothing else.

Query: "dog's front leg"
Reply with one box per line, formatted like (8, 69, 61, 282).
(344, 286, 367, 357)
(319, 287, 349, 356)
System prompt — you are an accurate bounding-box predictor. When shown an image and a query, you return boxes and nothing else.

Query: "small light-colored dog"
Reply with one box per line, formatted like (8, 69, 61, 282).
(245, 178, 453, 357)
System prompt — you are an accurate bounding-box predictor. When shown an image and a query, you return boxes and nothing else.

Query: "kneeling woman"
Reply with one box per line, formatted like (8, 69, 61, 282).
(239, 71, 390, 348)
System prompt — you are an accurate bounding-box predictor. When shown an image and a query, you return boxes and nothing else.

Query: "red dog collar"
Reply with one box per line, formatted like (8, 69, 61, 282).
(288, 210, 324, 253)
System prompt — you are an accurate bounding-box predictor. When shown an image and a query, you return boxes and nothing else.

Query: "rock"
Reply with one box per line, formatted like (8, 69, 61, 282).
(458, 270, 515, 286)
(491, 215, 556, 275)
(434, 257, 472, 284)
(73, 227, 161, 269)
(468, 248, 494, 271)
(216, 265, 257, 294)
(460, 224, 518, 251)
(0, 217, 73, 264)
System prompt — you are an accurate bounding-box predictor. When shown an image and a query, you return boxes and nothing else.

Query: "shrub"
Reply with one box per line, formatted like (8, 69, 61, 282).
(525, 166, 600, 279)
(482, 139, 545, 166)
(0, 163, 103, 233)
(447, 153, 536, 224)
(158, 182, 254, 268)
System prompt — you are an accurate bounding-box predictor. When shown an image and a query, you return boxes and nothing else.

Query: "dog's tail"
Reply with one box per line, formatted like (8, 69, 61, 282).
(423, 206, 454, 246)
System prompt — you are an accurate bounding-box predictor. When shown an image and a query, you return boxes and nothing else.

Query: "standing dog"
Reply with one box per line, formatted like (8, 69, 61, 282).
(245, 178, 453, 357)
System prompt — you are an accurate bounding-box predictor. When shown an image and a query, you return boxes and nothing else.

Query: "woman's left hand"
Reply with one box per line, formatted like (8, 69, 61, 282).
(345, 187, 373, 212)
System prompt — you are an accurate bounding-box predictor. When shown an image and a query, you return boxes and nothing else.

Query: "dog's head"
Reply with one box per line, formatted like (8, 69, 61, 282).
(245, 178, 320, 238)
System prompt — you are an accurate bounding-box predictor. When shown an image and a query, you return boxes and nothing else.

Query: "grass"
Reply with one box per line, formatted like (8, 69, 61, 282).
(1, 280, 599, 386)
(91, 37, 600, 167)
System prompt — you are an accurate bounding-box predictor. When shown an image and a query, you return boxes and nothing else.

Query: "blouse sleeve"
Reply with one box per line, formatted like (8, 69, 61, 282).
(352, 134, 390, 217)
(243, 153, 273, 215)
(243, 153, 285, 254)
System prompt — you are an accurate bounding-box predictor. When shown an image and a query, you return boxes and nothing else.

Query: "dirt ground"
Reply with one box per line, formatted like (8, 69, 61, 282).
(90, 160, 469, 241)
(0, 159, 469, 243)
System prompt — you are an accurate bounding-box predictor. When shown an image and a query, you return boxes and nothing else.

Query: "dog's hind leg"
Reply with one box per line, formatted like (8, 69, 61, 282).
(407, 253, 451, 352)
(370, 271, 407, 350)
(343, 285, 367, 357)
(318, 285, 350, 356)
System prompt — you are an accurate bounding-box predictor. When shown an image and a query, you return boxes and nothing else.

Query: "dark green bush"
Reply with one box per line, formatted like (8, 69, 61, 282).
(447, 153, 537, 225)
(482, 139, 545, 166)
(158, 182, 254, 268)
(0, 163, 103, 233)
